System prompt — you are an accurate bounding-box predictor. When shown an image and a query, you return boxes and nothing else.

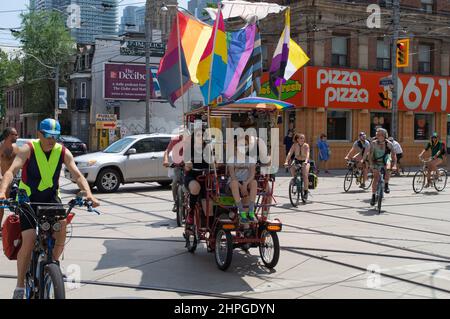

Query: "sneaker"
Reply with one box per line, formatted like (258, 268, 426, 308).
(303, 190, 308, 200)
(384, 184, 390, 194)
(370, 194, 376, 206)
(239, 211, 249, 224)
(248, 211, 257, 222)
(12, 288, 25, 299)
(172, 204, 177, 212)
(360, 182, 366, 189)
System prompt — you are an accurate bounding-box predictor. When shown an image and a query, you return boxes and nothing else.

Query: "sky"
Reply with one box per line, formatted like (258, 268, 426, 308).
(0, 0, 188, 53)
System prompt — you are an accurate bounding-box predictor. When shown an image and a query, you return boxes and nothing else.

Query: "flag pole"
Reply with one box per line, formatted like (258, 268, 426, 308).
(175, 8, 186, 125)
(206, 2, 222, 105)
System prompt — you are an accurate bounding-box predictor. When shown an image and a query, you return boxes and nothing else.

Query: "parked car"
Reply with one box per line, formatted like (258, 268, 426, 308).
(16, 138, 34, 148)
(57, 135, 88, 156)
(65, 133, 174, 193)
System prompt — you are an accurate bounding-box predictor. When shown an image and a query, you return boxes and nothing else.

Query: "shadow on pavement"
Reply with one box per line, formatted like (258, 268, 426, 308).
(357, 209, 381, 217)
(93, 238, 273, 296)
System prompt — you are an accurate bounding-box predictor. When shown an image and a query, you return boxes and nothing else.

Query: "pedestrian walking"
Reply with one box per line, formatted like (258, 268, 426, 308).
(317, 133, 330, 174)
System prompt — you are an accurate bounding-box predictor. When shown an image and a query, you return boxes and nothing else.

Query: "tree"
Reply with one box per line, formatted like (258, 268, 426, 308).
(0, 50, 22, 118)
(14, 10, 75, 116)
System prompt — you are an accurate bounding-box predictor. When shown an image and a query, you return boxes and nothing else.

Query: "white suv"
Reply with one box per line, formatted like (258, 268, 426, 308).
(65, 134, 174, 193)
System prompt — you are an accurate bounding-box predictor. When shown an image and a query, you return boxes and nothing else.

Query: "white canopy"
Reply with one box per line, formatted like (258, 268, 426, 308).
(204, 1, 287, 22)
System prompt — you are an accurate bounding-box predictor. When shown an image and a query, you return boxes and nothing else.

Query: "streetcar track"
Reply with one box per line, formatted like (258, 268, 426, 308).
(283, 247, 450, 296)
(283, 222, 450, 260)
(275, 205, 450, 238)
(0, 274, 249, 299)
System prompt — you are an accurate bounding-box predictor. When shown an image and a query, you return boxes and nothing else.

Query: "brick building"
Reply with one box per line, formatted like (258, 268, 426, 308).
(4, 84, 24, 135)
(257, 0, 450, 168)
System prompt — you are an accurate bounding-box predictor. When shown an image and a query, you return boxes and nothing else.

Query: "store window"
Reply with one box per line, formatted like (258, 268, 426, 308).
(376, 40, 391, 71)
(370, 112, 392, 138)
(81, 82, 87, 99)
(332, 37, 348, 67)
(327, 110, 351, 140)
(414, 114, 433, 140)
(419, 44, 432, 74)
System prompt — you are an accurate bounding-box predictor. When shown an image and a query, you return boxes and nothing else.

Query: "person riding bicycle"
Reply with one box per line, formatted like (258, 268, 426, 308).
(184, 122, 210, 225)
(284, 133, 310, 198)
(369, 128, 397, 206)
(0, 119, 100, 299)
(345, 132, 370, 188)
(228, 135, 258, 223)
(388, 137, 403, 176)
(418, 132, 446, 188)
(163, 126, 185, 212)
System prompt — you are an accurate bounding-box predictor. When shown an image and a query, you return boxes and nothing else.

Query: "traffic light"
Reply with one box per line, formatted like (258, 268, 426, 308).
(396, 39, 410, 68)
(378, 91, 391, 109)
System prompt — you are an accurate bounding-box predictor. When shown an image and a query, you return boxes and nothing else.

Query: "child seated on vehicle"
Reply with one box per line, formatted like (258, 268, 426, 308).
(227, 135, 258, 223)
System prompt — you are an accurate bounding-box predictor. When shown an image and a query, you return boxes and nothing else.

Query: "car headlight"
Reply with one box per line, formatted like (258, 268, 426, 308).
(77, 160, 97, 168)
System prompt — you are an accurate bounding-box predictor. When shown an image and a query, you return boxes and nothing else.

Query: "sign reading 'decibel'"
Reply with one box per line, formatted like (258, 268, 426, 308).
(104, 63, 157, 100)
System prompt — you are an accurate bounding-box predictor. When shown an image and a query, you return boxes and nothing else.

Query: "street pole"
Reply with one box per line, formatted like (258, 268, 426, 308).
(145, 0, 153, 133)
(54, 64, 60, 121)
(391, 0, 400, 139)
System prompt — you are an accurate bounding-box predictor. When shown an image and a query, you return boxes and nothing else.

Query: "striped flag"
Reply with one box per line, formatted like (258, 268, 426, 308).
(230, 27, 262, 101)
(222, 24, 256, 99)
(196, 9, 228, 105)
(269, 8, 309, 97)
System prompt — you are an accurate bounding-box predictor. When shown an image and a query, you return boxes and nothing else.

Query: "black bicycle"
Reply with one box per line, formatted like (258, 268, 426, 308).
(1, 190, 99, 299)
(344, 160, 373, 192)
(288, 163, 308, 207)
(373, 166, 386, 214)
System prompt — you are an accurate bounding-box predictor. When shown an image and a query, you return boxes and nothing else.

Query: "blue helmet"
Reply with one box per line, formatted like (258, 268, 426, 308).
(39, 118, 61, 138)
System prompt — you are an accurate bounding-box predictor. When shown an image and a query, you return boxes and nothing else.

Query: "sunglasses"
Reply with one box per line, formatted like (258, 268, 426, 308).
(40, 131, 60, 139)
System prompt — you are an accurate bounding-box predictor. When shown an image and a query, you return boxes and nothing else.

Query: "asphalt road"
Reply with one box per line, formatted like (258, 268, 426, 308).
(1, 171, 450, 299)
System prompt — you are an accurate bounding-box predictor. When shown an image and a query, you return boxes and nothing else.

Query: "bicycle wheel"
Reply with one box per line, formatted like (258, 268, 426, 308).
(176, 185, 185, 227)
(259, 230, 280, 269)
(215, 229, 233, 271)
(412, 170, 426, 193)
(363, 171, 374, 190)
(343, 170, 353, 192)
(377, 182, 383, 214)
(41, 263, 65, 299)
(434, 169, 448, 192)
(289, 178, 300, 207)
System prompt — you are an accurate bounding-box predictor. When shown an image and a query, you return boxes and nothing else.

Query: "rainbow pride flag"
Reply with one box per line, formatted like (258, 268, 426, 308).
(196, 10, 228, 105)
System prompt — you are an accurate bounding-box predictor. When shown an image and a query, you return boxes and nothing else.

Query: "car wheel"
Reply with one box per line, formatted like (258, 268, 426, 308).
(96, 168, 121, 193)
(158, 181, 171, 188)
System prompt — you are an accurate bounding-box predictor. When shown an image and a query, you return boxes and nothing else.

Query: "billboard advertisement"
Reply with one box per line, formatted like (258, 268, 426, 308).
(104, 63, 160, 100)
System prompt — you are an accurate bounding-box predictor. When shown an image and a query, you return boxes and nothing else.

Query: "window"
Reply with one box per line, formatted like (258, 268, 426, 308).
(155, 137, 171, 152)
(376, 40, 391, 71)
(371, 112, 391, 137)
(114, 106, 120, 120)
(132, 138, 155, 153)
(414, 114, 433, 140)
(81, 82, 87, 98)
(421, 0, 434, 13)
(419, 44, 432, 74)
(327, 110, 351, 140)
(332, 37, 348, 67)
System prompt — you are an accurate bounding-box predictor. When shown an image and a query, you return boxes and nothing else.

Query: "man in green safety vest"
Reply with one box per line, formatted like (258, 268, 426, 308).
(0, 118, 99, 299)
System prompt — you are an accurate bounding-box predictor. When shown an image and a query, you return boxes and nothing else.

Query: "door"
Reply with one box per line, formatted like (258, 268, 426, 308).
(124, 138, 160, 181)
(154, 137, 172, 178)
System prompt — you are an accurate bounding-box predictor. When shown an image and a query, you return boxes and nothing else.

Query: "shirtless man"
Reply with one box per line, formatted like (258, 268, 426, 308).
(0, 127, 19, 235)
(284, 133, 311, 198)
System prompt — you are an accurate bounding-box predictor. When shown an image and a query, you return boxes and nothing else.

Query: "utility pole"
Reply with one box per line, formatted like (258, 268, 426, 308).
(391, 0, 400, 139)
(145, 0, 153, 133)
(54, 64, 60, 121)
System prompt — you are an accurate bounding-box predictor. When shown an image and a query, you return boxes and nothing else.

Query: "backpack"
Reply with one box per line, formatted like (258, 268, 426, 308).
(2, 214, 22, 260)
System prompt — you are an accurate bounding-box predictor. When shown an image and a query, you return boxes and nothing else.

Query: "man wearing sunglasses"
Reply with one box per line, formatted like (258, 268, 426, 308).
(0, 127, 19, 237)
(0, 118, 100, 299)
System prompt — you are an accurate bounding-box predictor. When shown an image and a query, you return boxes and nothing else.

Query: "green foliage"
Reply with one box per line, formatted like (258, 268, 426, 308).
(14, 10, 75, 115)
(0, 50, 23, 117)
